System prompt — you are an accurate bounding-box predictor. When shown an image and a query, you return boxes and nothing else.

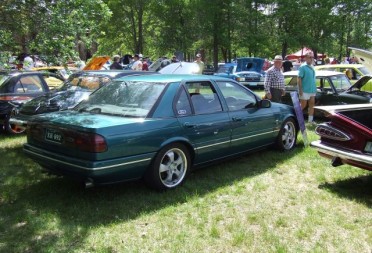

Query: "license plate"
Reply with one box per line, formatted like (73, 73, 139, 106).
(45, 128, 63, 143)
(365, 142, 372, 153)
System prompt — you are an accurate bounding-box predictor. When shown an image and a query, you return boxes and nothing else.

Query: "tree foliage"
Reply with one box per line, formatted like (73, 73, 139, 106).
(1, 0, 371, 64)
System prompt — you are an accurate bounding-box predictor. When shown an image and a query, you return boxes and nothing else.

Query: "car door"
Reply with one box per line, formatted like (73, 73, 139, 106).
(317, 75, 350, 105)
(216, 81, 279, 152)
(175, 81, 232, 164)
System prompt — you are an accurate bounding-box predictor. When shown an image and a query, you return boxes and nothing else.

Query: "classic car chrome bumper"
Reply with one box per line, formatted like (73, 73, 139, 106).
(311, 140, 372, 166)
(8, 117, 28, 130)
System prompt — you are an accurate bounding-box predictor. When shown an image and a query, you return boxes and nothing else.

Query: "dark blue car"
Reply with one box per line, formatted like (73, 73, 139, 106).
(214, 57, 265, 89)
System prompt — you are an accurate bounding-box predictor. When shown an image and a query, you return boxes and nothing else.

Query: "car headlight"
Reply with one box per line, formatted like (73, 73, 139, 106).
(236, 77, 244, 81)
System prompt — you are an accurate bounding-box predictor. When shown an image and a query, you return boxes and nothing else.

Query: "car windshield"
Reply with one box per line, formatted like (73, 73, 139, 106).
(60, 75, 112, 92)
(216, 65, 235, 73)
(74, 80, 166, 118)
(330, 75, 351, 91)
(0, 74, 10, 87)
(0, 74, 12, 92)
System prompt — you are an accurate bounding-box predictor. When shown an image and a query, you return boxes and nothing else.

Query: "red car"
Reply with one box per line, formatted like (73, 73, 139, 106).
(311, 104, 372, 171)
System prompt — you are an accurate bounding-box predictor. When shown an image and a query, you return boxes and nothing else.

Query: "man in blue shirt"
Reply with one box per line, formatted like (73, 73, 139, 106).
(298, 53, 316, 123)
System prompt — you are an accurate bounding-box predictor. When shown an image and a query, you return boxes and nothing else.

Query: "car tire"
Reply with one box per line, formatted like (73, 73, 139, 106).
(276, 118, 297, 151)
(5, 107, 26, 134)
(144, 143, 190, 190)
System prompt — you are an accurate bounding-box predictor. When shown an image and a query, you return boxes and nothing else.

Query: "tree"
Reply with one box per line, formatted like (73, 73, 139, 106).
(0, 0, 111, 63)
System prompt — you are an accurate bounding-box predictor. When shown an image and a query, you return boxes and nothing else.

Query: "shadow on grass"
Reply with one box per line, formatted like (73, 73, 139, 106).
(319, 174, 372, 208)
(0, 142, 303, 252)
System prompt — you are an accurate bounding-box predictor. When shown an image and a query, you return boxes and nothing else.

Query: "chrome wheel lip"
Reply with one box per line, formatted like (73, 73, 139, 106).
(159, 148, 187, 188)
(8, 109, 26, 134)
(281, 121, 296, 150)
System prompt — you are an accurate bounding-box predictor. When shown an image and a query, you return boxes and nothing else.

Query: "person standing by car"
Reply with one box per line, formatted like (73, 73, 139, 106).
(171, 55, 179, 63)
(282, 56, 293, 72)
(194, 53, 204, 74)
(110, 55, 123, 70)
(264, 55, 285, 103)
(298, 52, 317, 123)
(131, 54, 143, 71)
(142, 57, 149, 71)
(23, 54, 34, 70)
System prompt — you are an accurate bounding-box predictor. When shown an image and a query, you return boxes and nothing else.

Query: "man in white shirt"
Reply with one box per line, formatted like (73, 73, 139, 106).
(131, 54, 143, 71)
(23, 55, 34, 70)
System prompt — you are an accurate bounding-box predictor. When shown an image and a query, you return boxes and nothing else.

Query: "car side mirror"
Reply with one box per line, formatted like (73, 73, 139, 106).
(260, 99, 271, 108)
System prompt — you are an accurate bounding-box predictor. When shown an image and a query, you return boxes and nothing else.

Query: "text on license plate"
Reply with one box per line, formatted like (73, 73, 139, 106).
(45, 129, 63, 143)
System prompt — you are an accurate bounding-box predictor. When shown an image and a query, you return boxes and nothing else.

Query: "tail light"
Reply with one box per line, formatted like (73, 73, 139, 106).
(28, 123, 107, 153)
(315, 124, 351, 141)
(71, 132, 107, 153)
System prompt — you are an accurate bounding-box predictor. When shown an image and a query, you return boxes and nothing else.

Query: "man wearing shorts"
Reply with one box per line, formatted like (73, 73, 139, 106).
(297, 52, 316, 123)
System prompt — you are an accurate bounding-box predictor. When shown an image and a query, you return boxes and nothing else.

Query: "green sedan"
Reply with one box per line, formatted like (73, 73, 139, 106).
(24, 74, 298, 190)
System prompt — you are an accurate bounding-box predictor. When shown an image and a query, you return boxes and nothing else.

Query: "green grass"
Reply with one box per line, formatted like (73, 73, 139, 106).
(0, 129, 371, 253)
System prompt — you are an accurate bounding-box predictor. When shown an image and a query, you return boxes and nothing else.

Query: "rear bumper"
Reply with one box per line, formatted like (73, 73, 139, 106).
(23, 143, 154, 184)
(310, 140, 372, 171)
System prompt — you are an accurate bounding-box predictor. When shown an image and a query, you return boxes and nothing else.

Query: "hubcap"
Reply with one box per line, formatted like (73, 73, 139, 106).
(281, 121, 296, 150)
(159, 148, 187, 187)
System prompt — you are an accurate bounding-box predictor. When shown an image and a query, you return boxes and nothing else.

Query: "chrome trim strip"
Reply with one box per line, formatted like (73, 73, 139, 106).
(310, 140, 372, 164)
(231, 130, 278, 143)
(24, 147, 151, 171)
(195, 140, 231, 150)
(8, 118, 27, 126)
(195, 130, 277, 150)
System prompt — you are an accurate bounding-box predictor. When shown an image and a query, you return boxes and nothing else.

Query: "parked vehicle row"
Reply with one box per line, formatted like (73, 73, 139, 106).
(0, 71, 65, 133)
(2, 58, 371, 189)
(281, 70, 372, 117)
(9, 70, 155, 134)
(23, 74, 298, 190)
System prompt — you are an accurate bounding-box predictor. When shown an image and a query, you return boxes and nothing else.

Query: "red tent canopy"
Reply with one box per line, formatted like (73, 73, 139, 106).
(286, 47, 326, 60)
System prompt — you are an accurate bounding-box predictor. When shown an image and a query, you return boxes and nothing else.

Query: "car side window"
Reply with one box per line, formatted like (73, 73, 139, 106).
(44, 76, 64, 90)
(185, 81, 222, 114)
(15, 75, 43, 93)
(285, 76, 298, 88)
(340, 68, 358, 80)
(216, 81, 257, 111)
(323, 78, 332, 90)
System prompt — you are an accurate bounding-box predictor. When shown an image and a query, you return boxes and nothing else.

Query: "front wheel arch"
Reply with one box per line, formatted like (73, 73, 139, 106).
(276, 117, 298, 151)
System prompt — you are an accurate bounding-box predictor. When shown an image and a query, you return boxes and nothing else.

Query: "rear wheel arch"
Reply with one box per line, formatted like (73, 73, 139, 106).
(144, 141, 193, 190)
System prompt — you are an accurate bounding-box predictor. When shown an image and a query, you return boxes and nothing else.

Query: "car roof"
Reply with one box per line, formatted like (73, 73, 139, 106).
(0, 70, 47, 77)
(218, 63, 236, 67)
(315, 64, 364, 69)
(284, 70, 346, 77)
(115, 74, 232, 83)
(71, 70, 156, 78)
